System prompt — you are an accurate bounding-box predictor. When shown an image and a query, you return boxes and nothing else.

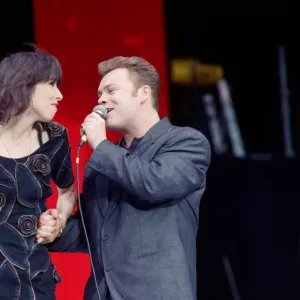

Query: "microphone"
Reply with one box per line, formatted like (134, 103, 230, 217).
(79, 105, 107, 147)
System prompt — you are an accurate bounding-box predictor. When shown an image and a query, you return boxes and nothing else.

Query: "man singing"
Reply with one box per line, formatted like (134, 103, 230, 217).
(39, 56, 211, 300)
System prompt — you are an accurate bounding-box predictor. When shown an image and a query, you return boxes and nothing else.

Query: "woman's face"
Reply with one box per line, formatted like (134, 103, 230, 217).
(30, 81, 63, 122)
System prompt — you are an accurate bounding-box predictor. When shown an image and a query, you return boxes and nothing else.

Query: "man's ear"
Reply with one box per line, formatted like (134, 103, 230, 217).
(138, 85, 151, 104)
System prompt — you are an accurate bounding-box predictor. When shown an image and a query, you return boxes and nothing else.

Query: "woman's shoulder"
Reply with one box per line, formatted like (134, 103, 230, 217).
(37, 121, 67, 139)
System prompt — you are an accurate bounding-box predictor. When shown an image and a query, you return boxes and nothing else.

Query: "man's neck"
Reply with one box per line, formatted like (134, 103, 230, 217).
(122, 112, 160, 148)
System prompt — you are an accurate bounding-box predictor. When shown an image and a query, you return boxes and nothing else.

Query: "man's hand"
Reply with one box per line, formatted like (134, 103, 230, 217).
(81, 112, 107, 150)
(36, 209, 61, 244)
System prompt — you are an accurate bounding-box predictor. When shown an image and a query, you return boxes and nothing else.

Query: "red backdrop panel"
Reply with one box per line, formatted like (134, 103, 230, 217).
(33, 1, 169, 299)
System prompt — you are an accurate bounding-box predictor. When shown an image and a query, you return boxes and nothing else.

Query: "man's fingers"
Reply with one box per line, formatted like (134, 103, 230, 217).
(39, 209, 58, 227)
(43, 219, 56, 227)
(36, 229, 51, 239)
(40, 215, 55, 222)
(38, 225, 56, 234)
(48, 209, 59, 219)
(41, 210, 50, 216)
(36, 209, 59, 244)
(39, 218, 56, 227)
(36, 229, 54, 241)
(91, 112, 104, 120)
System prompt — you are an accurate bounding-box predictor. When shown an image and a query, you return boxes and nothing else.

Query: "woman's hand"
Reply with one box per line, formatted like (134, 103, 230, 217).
(36, 209, 63, 244)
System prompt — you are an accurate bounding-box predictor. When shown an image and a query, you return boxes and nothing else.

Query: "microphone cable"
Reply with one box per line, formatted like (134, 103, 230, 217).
(74, 105, 107, 300)
(76, 142, 102, 300)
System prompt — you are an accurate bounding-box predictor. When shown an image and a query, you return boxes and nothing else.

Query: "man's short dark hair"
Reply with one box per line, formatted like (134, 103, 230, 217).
(98, 56, 160, 110)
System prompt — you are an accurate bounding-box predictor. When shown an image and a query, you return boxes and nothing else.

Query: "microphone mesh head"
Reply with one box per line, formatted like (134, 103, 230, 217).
(93, 105, 107, 119)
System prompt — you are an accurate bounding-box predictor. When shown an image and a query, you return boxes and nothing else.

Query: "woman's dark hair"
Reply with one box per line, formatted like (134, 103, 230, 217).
(0, 44, 62, 123)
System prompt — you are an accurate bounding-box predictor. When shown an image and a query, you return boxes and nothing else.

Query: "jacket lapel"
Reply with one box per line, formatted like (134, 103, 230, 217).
(133, 117, 172, 156)
(105, 117, 172, 219)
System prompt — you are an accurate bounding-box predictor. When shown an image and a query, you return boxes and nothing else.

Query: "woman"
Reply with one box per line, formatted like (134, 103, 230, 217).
(0, 46, 76, 299)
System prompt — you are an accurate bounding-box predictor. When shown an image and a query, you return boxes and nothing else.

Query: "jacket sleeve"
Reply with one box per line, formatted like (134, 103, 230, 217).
(86, 128, 211, 206)
(50, 127, 75, 188)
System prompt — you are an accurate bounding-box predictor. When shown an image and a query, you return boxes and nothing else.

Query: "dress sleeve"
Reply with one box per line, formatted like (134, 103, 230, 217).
(50, 127, 75, 188)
